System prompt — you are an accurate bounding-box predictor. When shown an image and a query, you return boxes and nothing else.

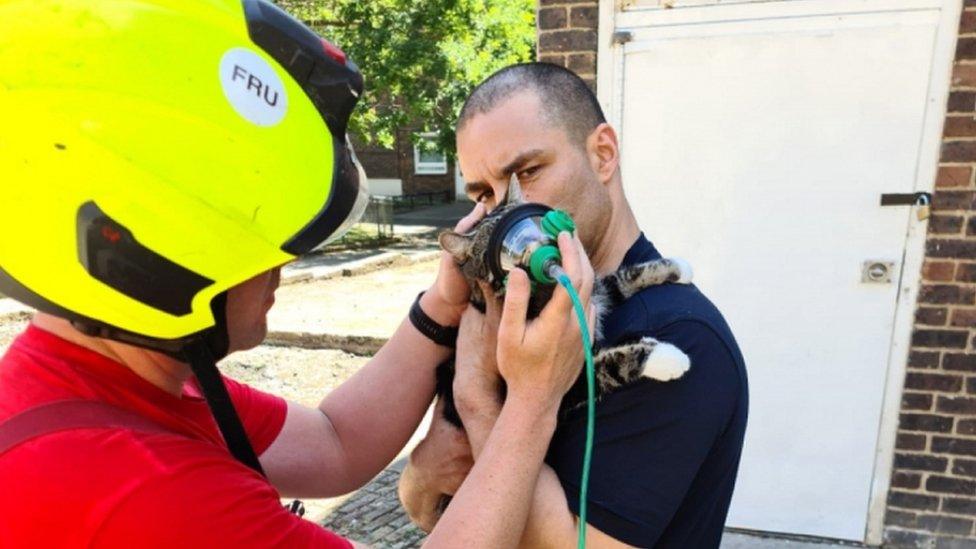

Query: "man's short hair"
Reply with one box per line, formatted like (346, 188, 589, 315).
(457, 62, 607, 146)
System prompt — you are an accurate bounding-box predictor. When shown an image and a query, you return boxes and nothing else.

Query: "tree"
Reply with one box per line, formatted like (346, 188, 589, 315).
(275, 0, 536, 156)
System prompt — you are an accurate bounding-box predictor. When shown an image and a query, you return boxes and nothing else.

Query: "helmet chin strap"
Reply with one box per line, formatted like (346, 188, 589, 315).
(179, 291, 266, 477)
(181, 338, 266, 477)
(187, 295, 305, 515)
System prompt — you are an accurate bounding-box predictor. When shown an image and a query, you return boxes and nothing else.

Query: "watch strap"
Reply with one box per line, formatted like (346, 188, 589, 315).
(409, 292, 458, 348)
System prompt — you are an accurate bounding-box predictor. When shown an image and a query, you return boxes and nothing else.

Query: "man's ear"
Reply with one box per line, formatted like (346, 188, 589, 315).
(438, 231, 473, 262)
(586, 123, 620, 185)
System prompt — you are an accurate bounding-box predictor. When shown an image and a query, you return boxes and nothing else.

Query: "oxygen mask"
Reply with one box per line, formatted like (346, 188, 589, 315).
(486, 203, 576, 286)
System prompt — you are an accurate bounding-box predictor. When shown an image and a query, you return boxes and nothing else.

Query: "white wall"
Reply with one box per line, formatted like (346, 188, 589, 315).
(368, 178, 403, 197)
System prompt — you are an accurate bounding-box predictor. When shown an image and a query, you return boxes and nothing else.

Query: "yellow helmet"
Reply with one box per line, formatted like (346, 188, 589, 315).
(0, 0, 368, 356)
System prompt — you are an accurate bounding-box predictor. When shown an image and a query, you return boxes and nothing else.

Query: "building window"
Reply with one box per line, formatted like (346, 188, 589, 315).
(414, 133, 448, 175)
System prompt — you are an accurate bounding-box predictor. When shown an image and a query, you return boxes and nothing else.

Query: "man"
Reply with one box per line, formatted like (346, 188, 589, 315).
(399, 63, 750, 548)
(0, 3, 593, 547)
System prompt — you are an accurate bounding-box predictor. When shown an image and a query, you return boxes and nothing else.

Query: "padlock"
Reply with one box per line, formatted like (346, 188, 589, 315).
(916, 193, 931, 221)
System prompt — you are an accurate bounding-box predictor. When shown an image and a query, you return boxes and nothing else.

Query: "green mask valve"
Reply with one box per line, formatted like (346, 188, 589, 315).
(529, 209, 576, 284)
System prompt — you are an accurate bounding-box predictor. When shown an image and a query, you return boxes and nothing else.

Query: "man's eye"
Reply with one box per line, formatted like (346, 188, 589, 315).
(476, 189, 494, 202)
(518, 166, 540, 179)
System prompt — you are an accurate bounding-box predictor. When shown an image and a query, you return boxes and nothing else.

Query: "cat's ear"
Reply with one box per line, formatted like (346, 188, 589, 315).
(438, 230, 474, 262)
(504, 173, 525, 205)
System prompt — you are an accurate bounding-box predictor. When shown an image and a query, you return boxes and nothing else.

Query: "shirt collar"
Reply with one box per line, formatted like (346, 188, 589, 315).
(620, 232, 662, 269)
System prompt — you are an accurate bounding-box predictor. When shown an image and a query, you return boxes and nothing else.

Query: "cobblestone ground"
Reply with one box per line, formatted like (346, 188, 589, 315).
(0, 316, 29, 354)
(321, 463, 428, 548)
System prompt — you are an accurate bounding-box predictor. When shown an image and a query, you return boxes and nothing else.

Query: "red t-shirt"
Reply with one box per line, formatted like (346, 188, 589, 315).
(0, 325, 352, 548)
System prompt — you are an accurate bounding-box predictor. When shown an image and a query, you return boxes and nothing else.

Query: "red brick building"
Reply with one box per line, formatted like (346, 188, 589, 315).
(355, 129, 456, 198)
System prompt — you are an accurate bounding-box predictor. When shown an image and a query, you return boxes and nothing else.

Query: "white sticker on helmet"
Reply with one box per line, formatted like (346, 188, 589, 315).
(219, 48, 288, 127)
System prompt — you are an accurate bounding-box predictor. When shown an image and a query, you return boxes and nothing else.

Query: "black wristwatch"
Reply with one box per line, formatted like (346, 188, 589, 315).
(409, 292, 459, 348)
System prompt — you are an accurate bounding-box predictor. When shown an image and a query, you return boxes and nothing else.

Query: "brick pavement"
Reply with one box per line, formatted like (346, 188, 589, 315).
(320, 463, 427, 548)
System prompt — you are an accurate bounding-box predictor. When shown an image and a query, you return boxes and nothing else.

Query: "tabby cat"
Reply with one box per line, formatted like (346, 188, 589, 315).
(435, 175, 693, 428)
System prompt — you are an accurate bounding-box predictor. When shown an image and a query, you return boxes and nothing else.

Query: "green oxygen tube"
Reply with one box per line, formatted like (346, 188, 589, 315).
(533, 210, 596, 549)
(552, 266, 595, 549)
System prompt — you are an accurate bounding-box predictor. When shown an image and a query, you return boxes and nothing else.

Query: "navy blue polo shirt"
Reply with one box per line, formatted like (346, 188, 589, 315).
(545, 234, 749, 548)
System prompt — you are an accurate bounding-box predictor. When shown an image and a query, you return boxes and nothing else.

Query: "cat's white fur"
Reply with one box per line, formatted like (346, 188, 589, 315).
(642, 340, 692, 381)
(671, 257, 693, 284)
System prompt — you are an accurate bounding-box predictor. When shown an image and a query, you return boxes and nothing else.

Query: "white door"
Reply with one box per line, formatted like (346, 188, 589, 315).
(599, 0, 961, 542)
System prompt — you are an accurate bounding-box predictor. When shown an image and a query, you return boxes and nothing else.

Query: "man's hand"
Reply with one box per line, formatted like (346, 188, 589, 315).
(398, 400, 474, 533)
(454, 281, 503, 425)
(497, 231, 595, 408)
(421, 202, 487, 327)
(454, 233, 597, 452)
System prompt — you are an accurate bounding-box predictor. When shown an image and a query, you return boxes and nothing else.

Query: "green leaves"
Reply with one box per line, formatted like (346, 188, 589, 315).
(275, 0, 536, 157)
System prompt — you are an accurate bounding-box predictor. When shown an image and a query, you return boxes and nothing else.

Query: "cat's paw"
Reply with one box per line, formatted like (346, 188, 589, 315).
(642, 341, 691, 381)
(670, 257, 693, 284)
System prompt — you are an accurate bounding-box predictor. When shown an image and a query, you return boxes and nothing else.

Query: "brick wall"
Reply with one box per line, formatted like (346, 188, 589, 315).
(884, 7, 976, 547)
(537, 0, 599, 90)
(356, 146, 400, 180)
(395, 128, 456, 196)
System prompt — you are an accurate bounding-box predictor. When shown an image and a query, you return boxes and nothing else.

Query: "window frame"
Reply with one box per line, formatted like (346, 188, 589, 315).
(413, 132, 448, 175)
